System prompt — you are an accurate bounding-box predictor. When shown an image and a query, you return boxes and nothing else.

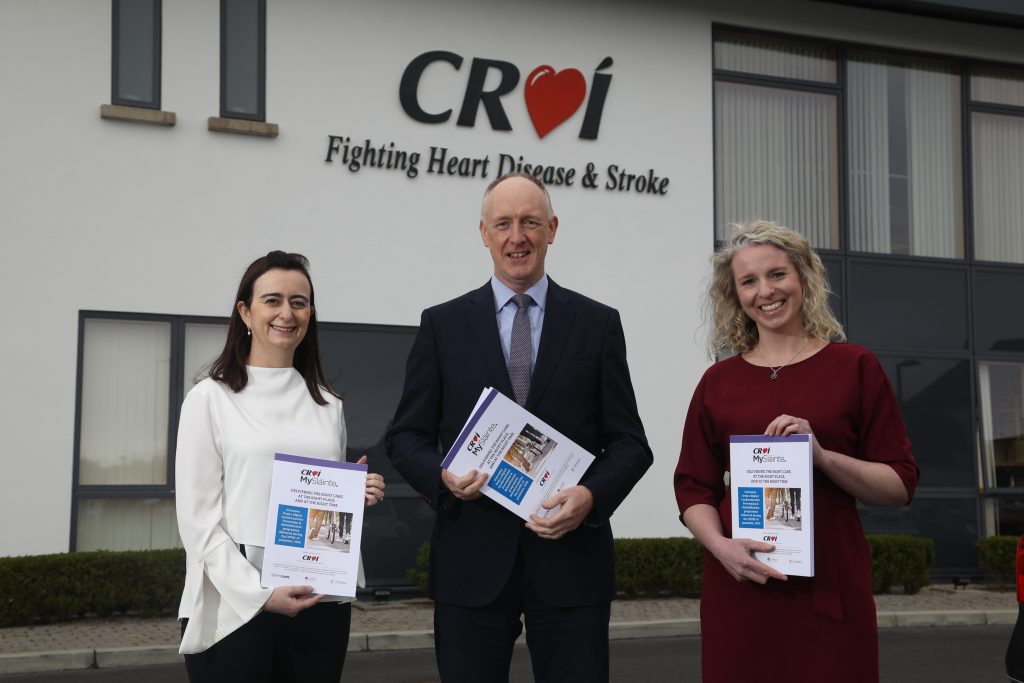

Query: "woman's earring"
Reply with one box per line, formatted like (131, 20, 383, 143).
(247, 328, 251, 336)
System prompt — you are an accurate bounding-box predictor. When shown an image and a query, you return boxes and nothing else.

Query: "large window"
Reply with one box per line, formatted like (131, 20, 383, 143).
(72, 313, 223, 552)
(72, 312, 423, 588)
(713, 27, 1024, 575)
(111, 0, 161, 110)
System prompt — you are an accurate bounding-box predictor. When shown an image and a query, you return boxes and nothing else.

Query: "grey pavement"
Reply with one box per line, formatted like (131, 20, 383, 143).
(0, 586, 1016, 675)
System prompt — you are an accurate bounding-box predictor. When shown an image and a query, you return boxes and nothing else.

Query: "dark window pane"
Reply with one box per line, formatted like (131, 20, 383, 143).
(114, 0, 158, 107)
(318, 323, 426, 588)
(223, 0, 262, 118)
(997, 498, 1024, 536)
(362, 496, 435, 587)
(860, 497, 979, 573)
(847, 261, 968, 350)
(878, 356, 974, 487)
(822, 256, 843, 327)
(975, 270, 1024, 352)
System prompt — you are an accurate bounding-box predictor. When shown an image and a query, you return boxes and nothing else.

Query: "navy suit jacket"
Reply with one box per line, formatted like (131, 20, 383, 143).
(385, 278, 652, 607)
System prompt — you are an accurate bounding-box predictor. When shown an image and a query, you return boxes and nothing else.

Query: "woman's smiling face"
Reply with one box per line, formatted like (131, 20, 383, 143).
(237, 268, 313, 367)
(731, 243, 805, 337)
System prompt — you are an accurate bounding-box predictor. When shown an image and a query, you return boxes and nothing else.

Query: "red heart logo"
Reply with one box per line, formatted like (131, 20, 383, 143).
(524, 66, 586, 139)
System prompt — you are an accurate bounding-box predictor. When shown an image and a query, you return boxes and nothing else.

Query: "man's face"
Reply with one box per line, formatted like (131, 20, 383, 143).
(479, 177, 558, 293)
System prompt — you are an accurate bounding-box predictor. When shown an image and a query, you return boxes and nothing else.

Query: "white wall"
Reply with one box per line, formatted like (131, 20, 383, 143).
(0, 0, 1021, 557)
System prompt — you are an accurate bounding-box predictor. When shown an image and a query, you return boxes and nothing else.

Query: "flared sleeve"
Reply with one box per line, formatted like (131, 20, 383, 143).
(175, 385, 273, 654)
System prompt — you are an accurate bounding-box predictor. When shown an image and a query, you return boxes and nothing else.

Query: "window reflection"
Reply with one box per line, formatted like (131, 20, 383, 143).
(860, 497, 978, 570)
(848, 262, 968, 350)
(318, 323, 427, 588)
(878, 356, 973, 487)
(975, 271, 1024, 352)
(979, 361, 1024, 489)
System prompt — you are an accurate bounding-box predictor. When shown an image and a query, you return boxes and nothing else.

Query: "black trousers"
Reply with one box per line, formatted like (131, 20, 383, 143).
(181, 601, 351, 683)
(433, 550, 611, 683)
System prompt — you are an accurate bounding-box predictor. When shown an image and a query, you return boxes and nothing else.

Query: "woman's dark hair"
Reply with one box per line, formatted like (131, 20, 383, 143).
(208, 250, 339, 405)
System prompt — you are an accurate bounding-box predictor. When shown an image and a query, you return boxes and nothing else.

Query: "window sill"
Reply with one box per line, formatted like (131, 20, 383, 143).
(100, 104, 176, 126)
(207, 116, 279, 138)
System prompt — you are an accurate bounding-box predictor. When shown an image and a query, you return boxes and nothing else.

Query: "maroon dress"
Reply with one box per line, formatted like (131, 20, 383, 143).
(674, 343, 918, 683)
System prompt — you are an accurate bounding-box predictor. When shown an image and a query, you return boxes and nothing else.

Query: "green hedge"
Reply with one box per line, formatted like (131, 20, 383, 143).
(405, 541, 431, 591)
(0, 549, 185, 627)
(407, 535, 934, 597)
(866, 535, 934, 595)
(405, 538, 704, 596)
(614, 538, 703, 597)
(977, 535, 1019, 586)
(0, 533, 940, 626)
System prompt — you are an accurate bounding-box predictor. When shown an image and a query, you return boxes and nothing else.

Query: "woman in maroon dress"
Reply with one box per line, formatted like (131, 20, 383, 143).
(674, 221, 919, 682)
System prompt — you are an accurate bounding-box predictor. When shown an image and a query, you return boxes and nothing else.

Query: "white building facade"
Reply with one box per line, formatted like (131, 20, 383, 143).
(2, 0, 1022, 584)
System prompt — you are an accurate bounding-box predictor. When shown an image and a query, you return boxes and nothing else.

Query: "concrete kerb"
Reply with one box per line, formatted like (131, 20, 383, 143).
(881, 609, 1016, 628)
(610, 619, 701, 640)
(366, 629, 436, 651)
(0, 649, 95, 675)
(0, 611, 1015, 674)
(95, 645, 183, 668)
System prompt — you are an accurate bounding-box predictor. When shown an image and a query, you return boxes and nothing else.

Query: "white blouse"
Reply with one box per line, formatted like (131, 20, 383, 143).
(175, 366, 349, 654)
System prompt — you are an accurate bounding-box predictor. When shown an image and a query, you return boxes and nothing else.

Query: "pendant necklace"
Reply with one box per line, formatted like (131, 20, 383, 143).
(762, 337, 809, 380)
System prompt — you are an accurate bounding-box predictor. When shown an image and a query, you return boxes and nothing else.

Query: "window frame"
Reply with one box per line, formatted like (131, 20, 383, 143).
(69, 311, 218, 550)
(219, 0, 267, 122)
(111, 0, 162, 110)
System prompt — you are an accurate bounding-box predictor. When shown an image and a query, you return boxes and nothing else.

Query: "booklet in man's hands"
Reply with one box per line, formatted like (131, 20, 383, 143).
(442, 388, 595, 522)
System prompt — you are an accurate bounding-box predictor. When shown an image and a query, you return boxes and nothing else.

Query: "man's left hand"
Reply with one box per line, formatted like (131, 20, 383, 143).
(526, 486, 594, 540)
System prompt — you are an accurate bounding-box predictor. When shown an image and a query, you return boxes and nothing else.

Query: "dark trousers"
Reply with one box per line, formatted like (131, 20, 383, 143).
(181, 601, 351, 683)
(433, 551, 611, 683)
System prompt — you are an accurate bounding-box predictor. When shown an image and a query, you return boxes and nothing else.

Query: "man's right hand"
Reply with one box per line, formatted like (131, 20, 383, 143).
(441, 468, 488, 501)
(263, 585, 324, 617)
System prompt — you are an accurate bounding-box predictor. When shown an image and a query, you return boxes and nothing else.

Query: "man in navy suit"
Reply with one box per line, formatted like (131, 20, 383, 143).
(386, 173, 652, 682)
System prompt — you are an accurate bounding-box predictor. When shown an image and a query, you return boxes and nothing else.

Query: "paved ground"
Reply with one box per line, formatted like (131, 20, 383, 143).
(0, 585, 1016, 674)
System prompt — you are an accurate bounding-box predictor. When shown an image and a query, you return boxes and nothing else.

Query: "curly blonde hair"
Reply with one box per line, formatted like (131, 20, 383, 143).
(707, 221, 845, 357)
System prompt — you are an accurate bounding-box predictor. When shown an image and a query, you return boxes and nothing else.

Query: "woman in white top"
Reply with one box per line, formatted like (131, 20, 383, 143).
(175, 251, 385, 682)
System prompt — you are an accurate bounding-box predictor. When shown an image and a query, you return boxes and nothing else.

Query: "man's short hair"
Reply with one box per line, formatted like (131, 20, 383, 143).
(480, 172, 554, 220)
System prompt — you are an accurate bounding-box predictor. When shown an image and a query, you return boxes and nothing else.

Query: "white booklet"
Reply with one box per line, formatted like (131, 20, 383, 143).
(729, 435, 814, 577)
(442, 387, 595, 522)
(261, 453, 366, 597)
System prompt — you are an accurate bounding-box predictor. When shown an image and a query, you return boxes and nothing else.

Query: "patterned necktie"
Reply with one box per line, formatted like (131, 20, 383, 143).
(508, 293, 534, 406)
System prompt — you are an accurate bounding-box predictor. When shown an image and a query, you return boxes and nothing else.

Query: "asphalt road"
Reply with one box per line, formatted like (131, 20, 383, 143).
(0, 625, 1012, 682)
